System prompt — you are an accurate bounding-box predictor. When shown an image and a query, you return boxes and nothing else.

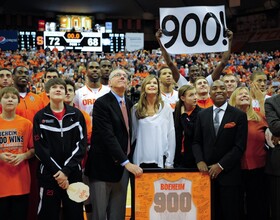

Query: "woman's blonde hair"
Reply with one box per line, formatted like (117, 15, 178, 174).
(135, 75, 163, 119)
(229, 87, 261, 121)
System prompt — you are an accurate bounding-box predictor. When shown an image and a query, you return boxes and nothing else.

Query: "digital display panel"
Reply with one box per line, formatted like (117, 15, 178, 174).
(57, 15, 93, 32)
(44, 31, 102, 52)
(18, 31, 37, 50)
(102, 33, 125, 53)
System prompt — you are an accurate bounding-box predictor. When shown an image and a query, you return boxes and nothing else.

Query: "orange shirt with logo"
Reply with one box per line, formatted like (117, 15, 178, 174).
(0, 115, 33, 197)
(16, 92, 44, 122)
(38, 91, 50, 107)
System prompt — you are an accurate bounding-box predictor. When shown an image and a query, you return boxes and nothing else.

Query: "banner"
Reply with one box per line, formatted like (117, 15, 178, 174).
(0, 30, 18, 51)
(160, 6, 228, 54)
(126, 33, 144, 52)
(134, 169, 211, 220)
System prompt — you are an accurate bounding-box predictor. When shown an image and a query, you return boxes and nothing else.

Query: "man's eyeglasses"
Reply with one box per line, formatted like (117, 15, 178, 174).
(110, 73, 128, 79)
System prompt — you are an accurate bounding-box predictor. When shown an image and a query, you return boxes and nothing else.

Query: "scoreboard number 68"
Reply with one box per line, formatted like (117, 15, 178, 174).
(87, 37, 99, 46)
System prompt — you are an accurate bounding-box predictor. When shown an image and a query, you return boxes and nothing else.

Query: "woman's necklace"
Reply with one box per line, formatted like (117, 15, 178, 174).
(146, 106, 157, 116)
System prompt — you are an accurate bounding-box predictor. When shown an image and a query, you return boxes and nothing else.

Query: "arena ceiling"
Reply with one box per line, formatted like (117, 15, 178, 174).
(1, 0, 278, 19)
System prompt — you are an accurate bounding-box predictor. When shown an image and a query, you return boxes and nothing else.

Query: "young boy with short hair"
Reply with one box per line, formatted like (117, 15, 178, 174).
(0, 86, 34, 220)
(33, 78, 87, 220)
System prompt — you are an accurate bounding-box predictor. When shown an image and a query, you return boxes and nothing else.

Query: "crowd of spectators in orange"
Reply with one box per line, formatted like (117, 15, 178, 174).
(0, 47, 279, 95)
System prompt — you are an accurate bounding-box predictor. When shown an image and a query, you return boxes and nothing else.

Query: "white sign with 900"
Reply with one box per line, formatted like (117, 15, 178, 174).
(160, 5, 228, 54)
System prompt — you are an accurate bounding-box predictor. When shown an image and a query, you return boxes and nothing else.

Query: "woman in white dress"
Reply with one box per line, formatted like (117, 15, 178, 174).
(132, 75, 175, 168)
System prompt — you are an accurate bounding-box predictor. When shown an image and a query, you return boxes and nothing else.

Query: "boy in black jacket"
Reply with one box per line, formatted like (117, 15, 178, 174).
(33, 78, 87, 220)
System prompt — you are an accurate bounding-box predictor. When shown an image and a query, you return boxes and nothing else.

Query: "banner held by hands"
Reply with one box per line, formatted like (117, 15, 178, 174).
(160, 5, 228, 54)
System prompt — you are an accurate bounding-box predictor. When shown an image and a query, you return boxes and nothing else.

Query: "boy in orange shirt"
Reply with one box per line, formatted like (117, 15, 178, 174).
(0, 87, 34, 220)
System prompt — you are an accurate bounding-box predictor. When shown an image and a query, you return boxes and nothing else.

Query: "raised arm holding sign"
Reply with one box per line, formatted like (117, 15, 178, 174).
(155, 28, 233, 86)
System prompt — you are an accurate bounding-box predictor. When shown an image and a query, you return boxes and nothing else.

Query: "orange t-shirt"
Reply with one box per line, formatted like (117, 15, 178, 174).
(197, 98, 213, 109)
(16, 92, 44, 122)
(32, 71, 44, 81)
(0, 115, 33, 197)
(80, 109, 92, 145)
(38, 91, 50, 107)
(80, 109, 92, 169)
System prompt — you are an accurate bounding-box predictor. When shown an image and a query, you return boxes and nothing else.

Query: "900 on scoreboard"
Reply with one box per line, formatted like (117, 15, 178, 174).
(44, 31, 102, 52)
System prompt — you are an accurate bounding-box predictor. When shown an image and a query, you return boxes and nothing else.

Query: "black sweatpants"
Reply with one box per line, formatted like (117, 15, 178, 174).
(0, 194, 29, 220)
(38, 184, 83, 220)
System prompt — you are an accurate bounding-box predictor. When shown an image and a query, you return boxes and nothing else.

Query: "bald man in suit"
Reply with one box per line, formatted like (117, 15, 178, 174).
(192, 80, 248, 220)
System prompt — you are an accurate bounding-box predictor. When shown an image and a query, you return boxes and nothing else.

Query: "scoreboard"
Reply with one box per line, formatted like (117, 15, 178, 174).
(18, 31, 37, 50)
(102, 33, 125, 53)
(16, 31, 126, 52)
(44, 31, 102, 52)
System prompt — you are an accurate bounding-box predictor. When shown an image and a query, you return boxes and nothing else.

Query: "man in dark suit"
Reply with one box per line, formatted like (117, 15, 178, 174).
(265, 95, 280, 220)
(85, 69, 143, 220)
(192, 80, 248, 220)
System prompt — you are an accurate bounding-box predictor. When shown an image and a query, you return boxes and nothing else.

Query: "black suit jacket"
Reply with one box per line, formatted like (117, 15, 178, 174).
(85, 91, 133, 182)
(265, 95, 280, 176)
(192, 104, 248, 186)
